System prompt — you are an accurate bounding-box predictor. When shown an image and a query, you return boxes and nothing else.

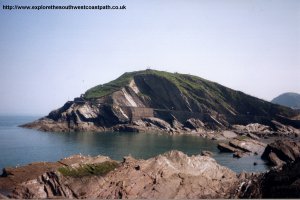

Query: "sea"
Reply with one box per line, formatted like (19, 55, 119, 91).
(0, 115, 269, 173)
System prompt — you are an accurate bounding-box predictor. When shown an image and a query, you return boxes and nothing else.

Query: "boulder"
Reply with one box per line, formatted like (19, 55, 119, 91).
(268, 152, 286, 167)
(222, 131, 237, 139)
(217, 143, 240, 153)
(218, 137, 266, 158)
(229, 138, 266, 154)
(261, 140, 300, 166)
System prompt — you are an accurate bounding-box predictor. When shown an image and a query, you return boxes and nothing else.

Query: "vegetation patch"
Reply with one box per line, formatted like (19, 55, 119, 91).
(84, 71, 140, 99)
(58, 161, 119, 178)
(237, 135, 249, 141)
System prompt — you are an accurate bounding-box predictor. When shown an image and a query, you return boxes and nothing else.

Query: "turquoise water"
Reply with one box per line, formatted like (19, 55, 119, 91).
(0, 116, 269, 173)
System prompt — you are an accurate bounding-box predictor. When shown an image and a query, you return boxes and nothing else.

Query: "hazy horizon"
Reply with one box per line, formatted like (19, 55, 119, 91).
(0, 0, 299, 115)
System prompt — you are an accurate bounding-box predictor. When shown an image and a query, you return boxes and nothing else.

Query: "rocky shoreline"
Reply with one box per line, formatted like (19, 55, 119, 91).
(21, 113, 300, 147)
(20, 70, 300, 137)
(21, 113, 300, 137)
(22, 111, 300, 164)
(1, 149, 300, 199)
(11, 70, 300, 198)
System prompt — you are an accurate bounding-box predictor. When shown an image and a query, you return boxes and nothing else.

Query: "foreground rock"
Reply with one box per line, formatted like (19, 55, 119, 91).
(96, 151, 237, 199)
(0, 155, 112, 196)
(261, 139, 300, 166)
(1, 151, 239, 199)
(2, 150, 300, 199)
(235, 140, 300, 198)
(239, 158, 300, 198)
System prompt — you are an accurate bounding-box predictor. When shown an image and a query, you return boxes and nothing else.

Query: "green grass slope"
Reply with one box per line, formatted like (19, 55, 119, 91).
(84, 69, 296, 118)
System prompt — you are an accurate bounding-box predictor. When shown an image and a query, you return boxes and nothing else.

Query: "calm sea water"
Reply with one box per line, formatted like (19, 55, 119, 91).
(0, 116, 269, 173)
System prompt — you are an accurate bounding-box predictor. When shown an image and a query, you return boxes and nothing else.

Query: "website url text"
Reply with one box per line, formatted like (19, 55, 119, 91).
(2, 5, 126, 11)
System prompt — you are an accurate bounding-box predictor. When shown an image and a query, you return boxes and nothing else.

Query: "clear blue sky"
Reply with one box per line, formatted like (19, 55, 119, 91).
(0, 0, 299, 115)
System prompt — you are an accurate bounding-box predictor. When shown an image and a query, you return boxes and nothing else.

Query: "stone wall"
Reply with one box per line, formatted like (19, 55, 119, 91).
(121, 107, 154, 122)
(121, 106, 218, 125)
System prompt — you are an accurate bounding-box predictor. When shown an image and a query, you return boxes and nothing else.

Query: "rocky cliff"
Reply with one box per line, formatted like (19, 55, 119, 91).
(21, 70, 300, 133)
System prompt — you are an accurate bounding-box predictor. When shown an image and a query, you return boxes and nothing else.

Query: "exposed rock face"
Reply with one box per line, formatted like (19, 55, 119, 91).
(261, 140, 300, 166)
(22, 102, 110, 132)
(1, 151, 239, 199)
(268, 152, 286, 166)
(229, 138, 266, 153)
(221, 131, 238, 139)
(218, 143, 240, 153)
(21, 117, 70, 132)
(96, 151, 238, 199)
(21, 70, 300, 134)
(184, 118, 205, 131)
(0, 155, 112, 196)
(142, 117, 172, 131)
(271, 120, 300, 135)
(259, 158, 300, 198)
(218, 137, 266, 157)
(2, 151, 300, 199)
(239, 158, 300, 198)
(233, 123, 272, 134)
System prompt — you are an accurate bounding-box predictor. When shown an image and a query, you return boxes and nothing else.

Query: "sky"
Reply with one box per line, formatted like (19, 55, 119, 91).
(0, 0, 299, 115)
